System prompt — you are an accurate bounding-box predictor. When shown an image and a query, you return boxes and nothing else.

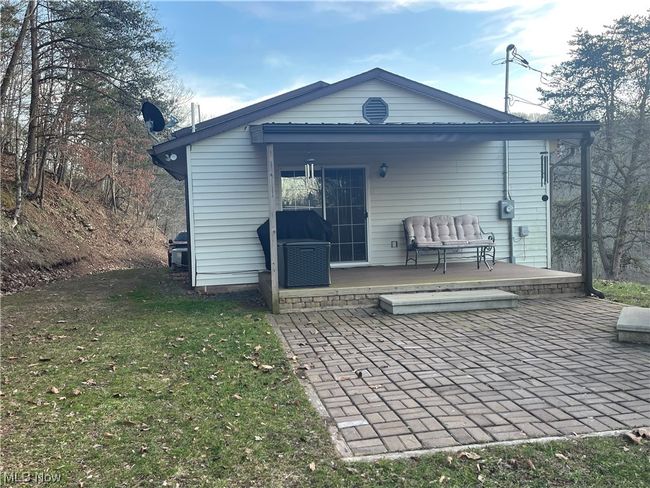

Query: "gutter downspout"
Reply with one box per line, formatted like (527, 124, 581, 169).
(504, 140, 514, 263)
(580, 132, 604, 298)
(544, 141, 551, 269)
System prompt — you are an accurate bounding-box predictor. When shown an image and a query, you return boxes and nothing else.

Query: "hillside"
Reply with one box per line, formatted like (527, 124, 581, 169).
(1, 176, 168, 294)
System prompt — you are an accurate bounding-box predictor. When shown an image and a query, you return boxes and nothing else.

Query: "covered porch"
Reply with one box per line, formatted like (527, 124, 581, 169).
(255, 121, 600, 313)
(259, 262, 583, 313)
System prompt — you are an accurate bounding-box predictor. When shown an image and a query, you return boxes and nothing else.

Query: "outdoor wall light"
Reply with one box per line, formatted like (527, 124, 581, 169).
(379, 163, 388, 178)
(304, 158, 316, 180)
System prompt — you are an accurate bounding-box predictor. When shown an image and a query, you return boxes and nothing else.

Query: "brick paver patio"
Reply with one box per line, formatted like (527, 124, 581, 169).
(270, 298, 650, 457)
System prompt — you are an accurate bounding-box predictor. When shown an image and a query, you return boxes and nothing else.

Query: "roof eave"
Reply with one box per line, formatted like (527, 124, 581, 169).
(249, 121, 600, 144)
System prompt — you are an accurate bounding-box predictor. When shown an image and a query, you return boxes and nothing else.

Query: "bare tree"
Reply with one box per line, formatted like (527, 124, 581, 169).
(540, 13, 650, 280)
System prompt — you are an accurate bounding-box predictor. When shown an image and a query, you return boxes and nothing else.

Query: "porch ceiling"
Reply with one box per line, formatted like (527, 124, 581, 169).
(250, 121, 600, 144)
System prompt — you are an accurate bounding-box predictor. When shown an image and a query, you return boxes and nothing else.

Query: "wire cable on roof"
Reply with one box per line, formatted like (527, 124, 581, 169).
(509, 93, 549, 109)
(509, 46, 553, 85)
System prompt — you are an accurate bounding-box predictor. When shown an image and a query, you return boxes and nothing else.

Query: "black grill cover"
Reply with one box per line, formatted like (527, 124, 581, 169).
(257, 211, 332, 270)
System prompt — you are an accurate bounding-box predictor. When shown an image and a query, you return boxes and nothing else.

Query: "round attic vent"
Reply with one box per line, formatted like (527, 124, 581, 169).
(362, 97, 389, 124)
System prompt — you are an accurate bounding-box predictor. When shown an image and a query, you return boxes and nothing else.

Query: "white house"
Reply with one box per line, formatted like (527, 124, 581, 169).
(150, 68, 600, 312)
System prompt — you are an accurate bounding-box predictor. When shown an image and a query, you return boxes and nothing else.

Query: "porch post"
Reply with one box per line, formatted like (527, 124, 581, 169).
(580, 132, 604, 298)
(266, 143, 280, 313)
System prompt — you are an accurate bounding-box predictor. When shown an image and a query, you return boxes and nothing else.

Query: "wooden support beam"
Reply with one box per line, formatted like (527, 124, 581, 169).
(266, 144, 280, 313)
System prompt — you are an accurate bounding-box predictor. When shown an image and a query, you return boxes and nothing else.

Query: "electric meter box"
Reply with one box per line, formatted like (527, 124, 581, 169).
(499, 200, 515, 219)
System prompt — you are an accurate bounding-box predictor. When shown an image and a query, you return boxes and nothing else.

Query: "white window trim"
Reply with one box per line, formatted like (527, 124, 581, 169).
(276, 162, 372, 267)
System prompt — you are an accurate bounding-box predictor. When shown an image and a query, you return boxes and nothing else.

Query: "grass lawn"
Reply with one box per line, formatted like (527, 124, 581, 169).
(596, 279, 650, 308)
(2, 269, 649, 487)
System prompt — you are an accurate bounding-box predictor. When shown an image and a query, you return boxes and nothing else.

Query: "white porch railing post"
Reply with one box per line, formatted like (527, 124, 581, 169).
(266, 143, 280, 313)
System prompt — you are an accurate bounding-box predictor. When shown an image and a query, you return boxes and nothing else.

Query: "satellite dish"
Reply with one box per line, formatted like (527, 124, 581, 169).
(141, 101, 166, 132)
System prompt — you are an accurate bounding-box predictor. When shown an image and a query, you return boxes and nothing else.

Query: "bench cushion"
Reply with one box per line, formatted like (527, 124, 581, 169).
(430, 215, 458, 242)
(455, 214, 482, 241)
(404, 216, 436, 246)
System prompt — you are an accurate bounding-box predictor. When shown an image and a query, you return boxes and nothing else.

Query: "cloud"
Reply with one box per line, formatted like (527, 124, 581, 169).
(310, 2, 377, 21)
(191, 78, 314, 120)
(263, 53, 294, 68)
(192, 95, 250, 121)
(421, 0, 648, 114)
(430, 0, 647, 66)
(350, 49, 407, 65)
(181, 0, 648, 118)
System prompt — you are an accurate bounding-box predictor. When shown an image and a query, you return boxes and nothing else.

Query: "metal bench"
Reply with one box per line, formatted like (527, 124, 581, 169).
(403, 215, 495, 273)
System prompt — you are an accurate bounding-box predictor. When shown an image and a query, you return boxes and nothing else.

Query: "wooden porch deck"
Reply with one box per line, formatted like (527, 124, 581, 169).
(259, 262, 584, 312)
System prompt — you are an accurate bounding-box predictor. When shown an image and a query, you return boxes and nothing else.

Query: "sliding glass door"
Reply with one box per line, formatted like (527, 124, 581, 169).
(323, 168, 367, 263)
(280, 167, 367, 264)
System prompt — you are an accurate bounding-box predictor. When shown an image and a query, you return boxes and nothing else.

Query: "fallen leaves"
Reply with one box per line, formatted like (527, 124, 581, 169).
(335, 375, 355, 382)
(458, 451, 481, 461)
(555, 452, 569, 461)
(308, 462, 316, 472)
(624, 428, 649, 445)
(48, 386, 59, 394)
(208, 370, 223, 381)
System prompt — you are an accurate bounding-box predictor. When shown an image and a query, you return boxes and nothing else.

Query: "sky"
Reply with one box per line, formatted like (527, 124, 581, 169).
(154, 0, 648, 119)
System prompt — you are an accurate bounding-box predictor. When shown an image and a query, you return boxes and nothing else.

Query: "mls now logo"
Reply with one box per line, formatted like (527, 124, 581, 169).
(2, 471, 62, 484)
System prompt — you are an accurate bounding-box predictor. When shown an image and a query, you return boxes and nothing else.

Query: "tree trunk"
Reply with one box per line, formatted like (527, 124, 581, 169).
(609, 69, 650, 279)
(68, 164, 74, 191)
(593, 102, 617, 278)
(20, 0, 39, 195)
(11, 0, 37, 228)
(12, 149, 23, 229)
(35, 139, 49, 207)
(0, 1, 34, 108)
(110, 148, 117, 212)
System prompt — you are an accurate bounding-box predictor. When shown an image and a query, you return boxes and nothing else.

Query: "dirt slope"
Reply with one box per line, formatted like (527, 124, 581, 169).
(1, 178, 167, 294)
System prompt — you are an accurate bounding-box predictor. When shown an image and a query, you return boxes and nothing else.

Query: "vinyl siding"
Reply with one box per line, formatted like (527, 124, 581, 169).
(190, 127, 268, 286)
(275, 141, 548, 267)
(187, 79, 548, 286)
(509, 140, 549, 268)
(261, 79, 489, 124)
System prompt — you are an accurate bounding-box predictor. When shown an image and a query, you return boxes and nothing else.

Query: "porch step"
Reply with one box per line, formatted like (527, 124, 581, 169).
(379, 289, 518, 315)
(616, 307, 650, 344)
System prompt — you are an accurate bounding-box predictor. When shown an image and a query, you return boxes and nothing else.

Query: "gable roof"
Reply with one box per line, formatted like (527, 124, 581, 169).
(150, 67, 523, 155)
(171, 80, 329, 138)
